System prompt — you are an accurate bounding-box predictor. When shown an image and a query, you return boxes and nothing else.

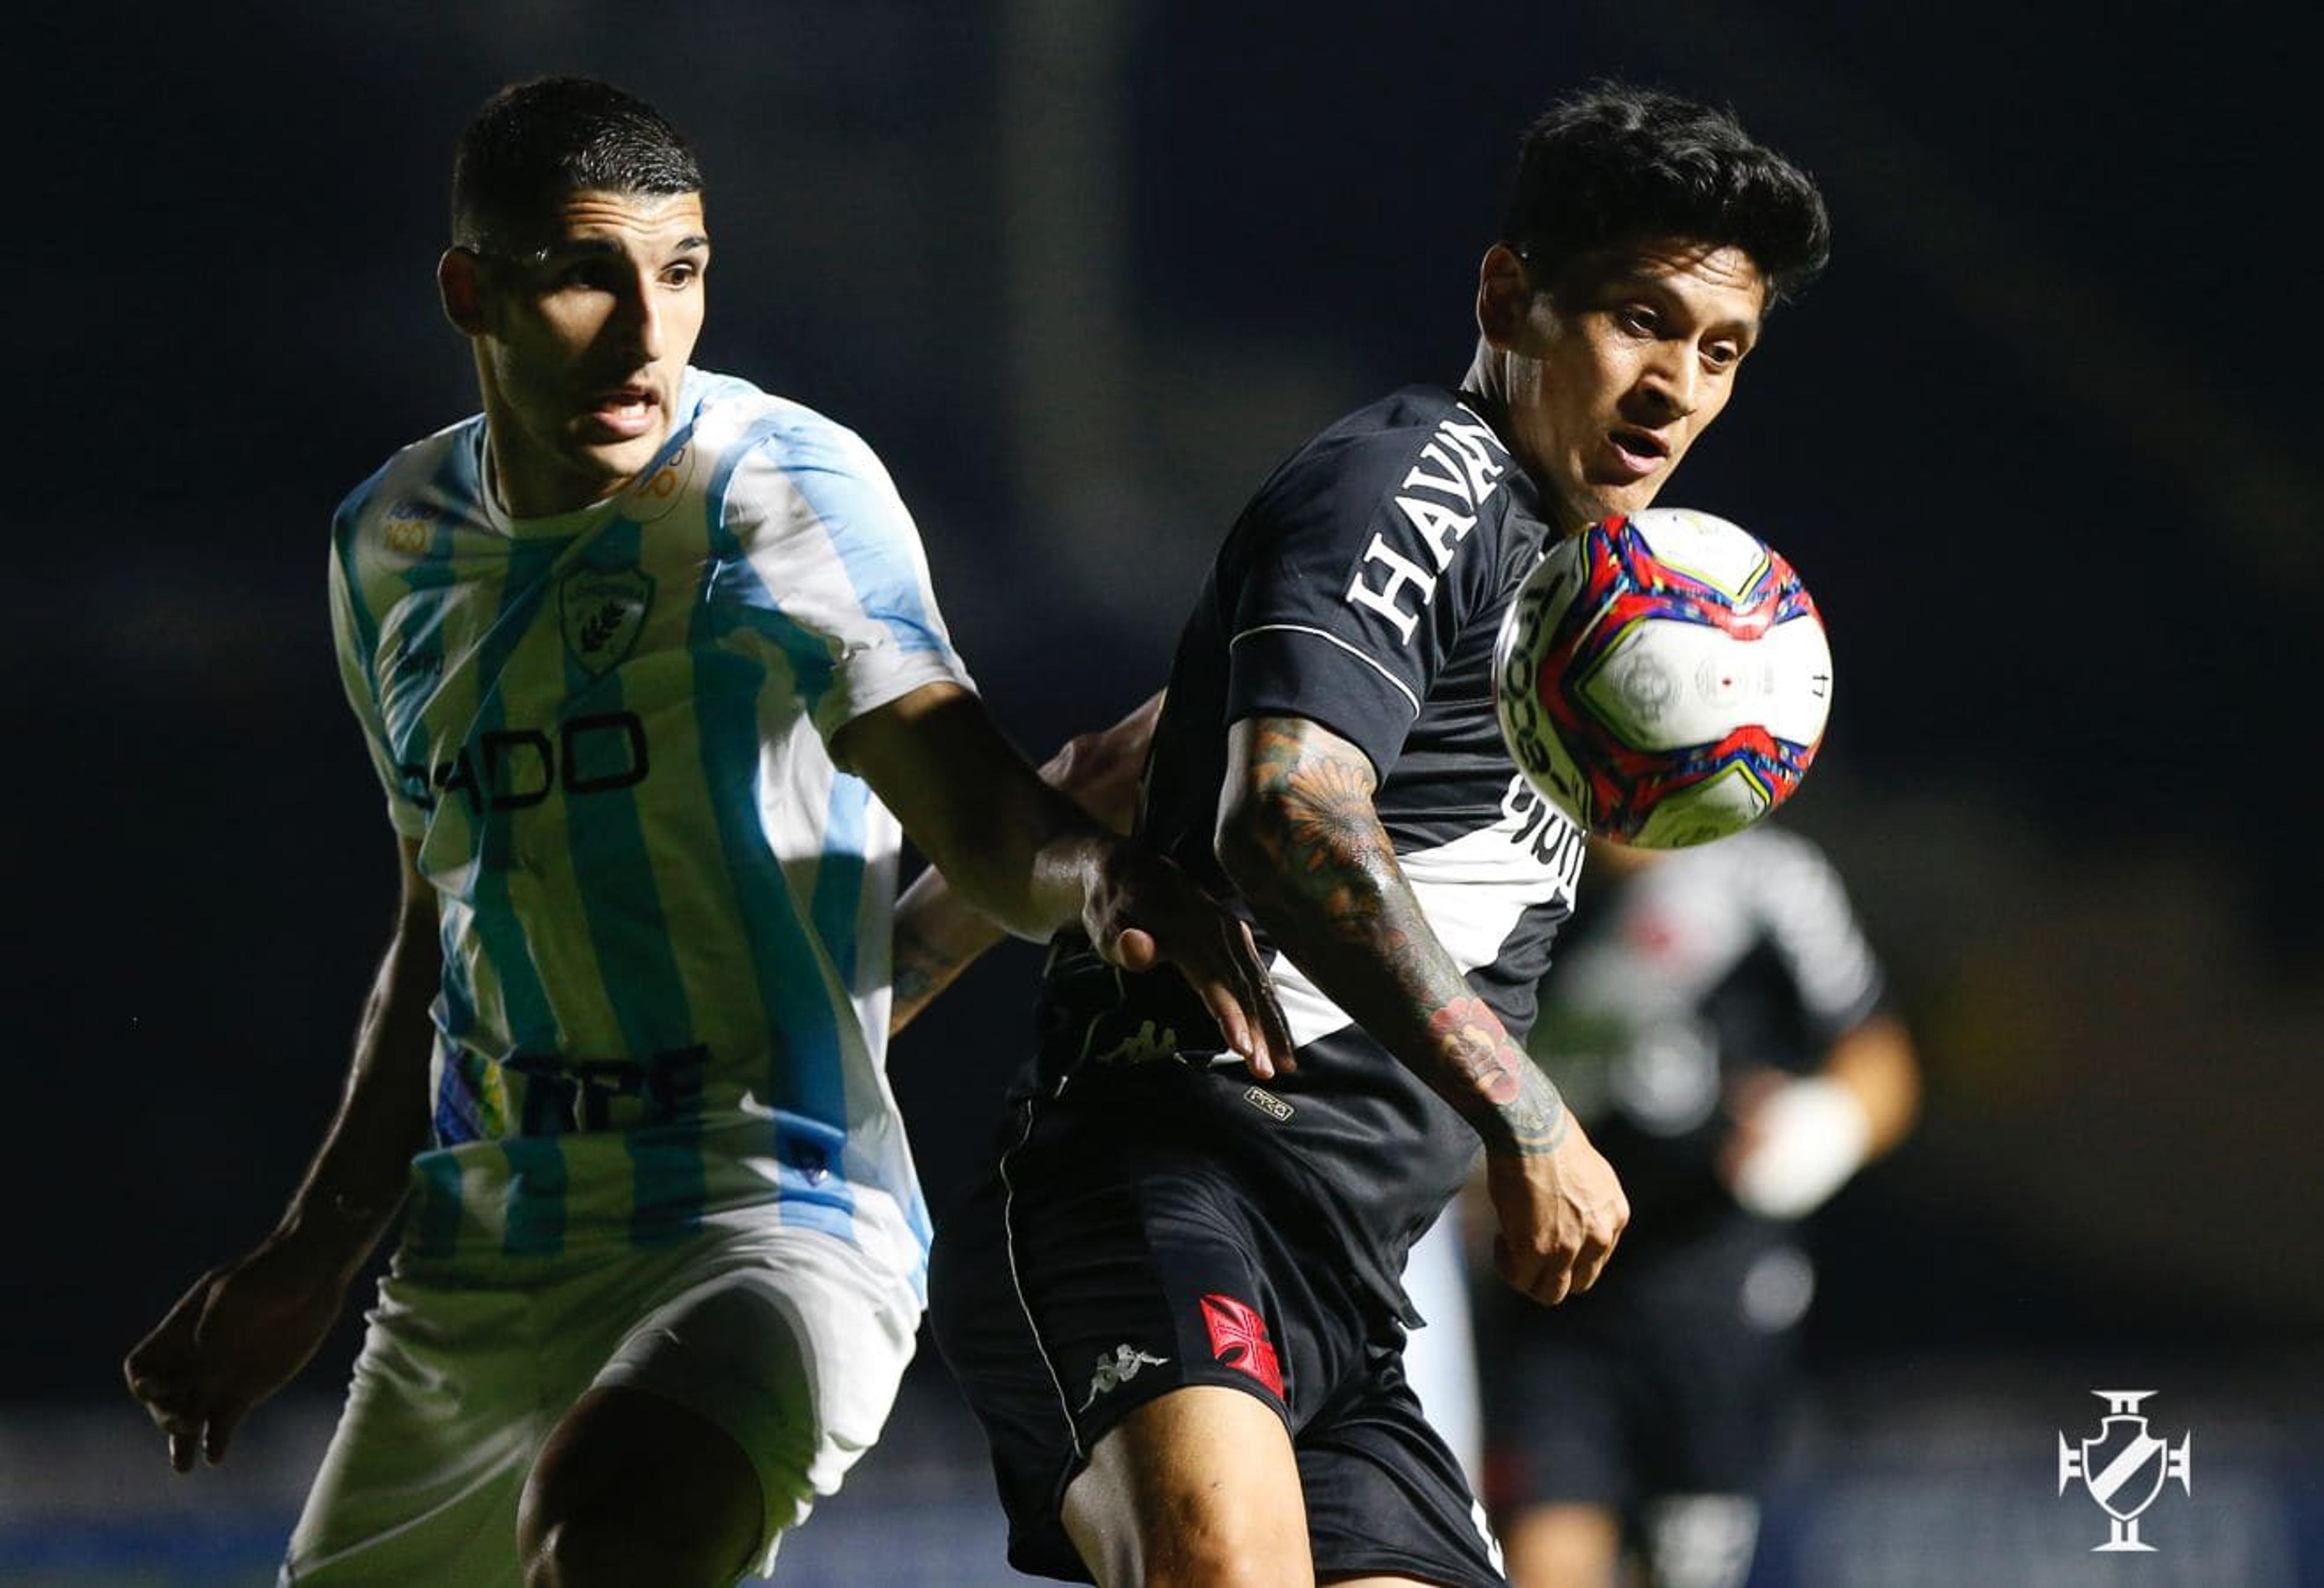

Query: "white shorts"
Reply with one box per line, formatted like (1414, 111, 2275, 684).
(281, 1219, 921, 1584)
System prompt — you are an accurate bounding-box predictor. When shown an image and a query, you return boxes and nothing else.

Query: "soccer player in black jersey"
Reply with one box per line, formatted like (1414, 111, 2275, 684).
(1477, 831, 1920, 1588)
(917, 83, 1832, 1586)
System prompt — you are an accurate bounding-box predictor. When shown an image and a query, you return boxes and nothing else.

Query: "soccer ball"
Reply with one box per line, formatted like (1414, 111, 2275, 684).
(1493, 507, 1833, 849)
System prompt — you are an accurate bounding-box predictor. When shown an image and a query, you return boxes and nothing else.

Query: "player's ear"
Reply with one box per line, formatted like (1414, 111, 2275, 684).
(1476, 242, 1535, 352)
(438, 248, 488, 337)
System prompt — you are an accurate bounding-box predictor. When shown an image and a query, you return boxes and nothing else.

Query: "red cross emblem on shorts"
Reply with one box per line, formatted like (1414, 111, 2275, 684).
(1199, 1292, 1284, 1398)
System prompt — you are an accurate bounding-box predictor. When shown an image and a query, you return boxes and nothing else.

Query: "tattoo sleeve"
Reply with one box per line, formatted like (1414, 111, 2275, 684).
(887, 871, 1009, 1038)
(1218, 716, 1569, 1155)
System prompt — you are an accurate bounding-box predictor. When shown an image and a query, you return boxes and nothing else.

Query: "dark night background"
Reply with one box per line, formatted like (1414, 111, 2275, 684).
(8, 1, 2321, 1581)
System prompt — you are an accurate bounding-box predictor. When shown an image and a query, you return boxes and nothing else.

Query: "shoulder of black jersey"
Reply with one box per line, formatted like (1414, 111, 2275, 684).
(1244, 383, 1540, 541)
(1291, 383, 1490, 474)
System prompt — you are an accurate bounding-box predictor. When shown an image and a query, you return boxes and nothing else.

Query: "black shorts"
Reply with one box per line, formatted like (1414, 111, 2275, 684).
(1477, 1213, 1805, 1517)
(930, 1085, 1506, 1586)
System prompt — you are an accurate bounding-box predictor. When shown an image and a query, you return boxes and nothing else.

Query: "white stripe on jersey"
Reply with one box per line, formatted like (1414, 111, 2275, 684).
(1230, 623, 1424, 719)
(1264, 776, 1584, 1047)
(1743, 831, 1881, 1019)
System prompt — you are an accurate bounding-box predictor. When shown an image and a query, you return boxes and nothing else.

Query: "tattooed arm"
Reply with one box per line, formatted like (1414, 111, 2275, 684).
(890, 691, 1167, 1035)
(1214, 712, 1628, 1305)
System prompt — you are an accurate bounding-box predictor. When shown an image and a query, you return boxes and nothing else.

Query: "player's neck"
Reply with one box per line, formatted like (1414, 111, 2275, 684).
(1459, 336, 1506, 407)
(479, 427, 628, 522)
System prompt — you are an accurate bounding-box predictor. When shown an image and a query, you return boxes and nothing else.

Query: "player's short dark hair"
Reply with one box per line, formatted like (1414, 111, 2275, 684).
(1502, 82, 1830, 307)
(451, 76, 703, 252)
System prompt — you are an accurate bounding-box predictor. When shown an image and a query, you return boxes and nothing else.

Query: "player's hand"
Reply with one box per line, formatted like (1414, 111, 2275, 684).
(1084, 839, 1297, 1080)
(123, 1238, 349, 1472)
(1037, 690, 1164, 835)
(1717, 1069, 1871, 1219)
(1484, 1124, 1629, 1306)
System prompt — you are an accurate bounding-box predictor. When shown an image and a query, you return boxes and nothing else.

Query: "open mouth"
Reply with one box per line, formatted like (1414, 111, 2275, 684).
(583, 385, 660, 441)
(1606, 428, 1669, 477)
(1611, 427, 1668, 462)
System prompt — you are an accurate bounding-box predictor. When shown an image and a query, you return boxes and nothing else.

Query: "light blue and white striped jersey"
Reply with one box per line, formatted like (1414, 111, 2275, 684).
(328, 369, 971, 1293)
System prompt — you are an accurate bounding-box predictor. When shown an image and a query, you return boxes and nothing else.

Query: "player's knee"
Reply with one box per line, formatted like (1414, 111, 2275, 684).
(1070, 1492, 1273, 1588)
(522, 1511, 617, 1588)
(1104, 1523, 1300, 1588)
(1065, 1391, 1309, 1588)
(522, 1504, 751, 1588)
(517, 1388, 765, 1588)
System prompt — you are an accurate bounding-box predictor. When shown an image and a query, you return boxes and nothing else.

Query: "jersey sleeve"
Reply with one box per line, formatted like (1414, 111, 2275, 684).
(1221, 429, 1508, 778)
(327, 511, 428, 840)
(1750, 832, 1888, 1043)
(719, 424, 976, 749)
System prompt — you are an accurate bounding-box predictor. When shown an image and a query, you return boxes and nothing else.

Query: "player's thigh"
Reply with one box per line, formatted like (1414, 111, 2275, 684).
(555, 1225, 921, 1579)
(282, 1276, 545, 1586)
(1298, 1351, 1511, 1588)
(518, 1383, 764, 1587)
(1063, 1383, 1310, 1588)
(934, 1104, 1325, 1583)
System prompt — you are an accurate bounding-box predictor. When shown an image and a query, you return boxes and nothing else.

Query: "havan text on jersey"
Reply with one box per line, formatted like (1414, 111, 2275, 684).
(1344, 405, 1512, 645)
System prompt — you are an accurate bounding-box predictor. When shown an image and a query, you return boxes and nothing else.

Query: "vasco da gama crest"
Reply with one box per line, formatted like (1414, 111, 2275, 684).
(560, 566, 655, 677)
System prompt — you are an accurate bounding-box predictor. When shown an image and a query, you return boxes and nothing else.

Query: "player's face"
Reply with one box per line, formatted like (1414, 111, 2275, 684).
(464, 189, 710, 517)
(1492, 240, 1767, 528)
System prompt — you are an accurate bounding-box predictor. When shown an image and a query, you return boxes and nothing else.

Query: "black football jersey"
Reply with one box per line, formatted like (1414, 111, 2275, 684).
(1525, 822, 1890, 1238)
(1031, 385, 1588, 1319)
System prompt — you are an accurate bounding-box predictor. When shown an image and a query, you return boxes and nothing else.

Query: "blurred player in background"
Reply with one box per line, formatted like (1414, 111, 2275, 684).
(121, 75, 1285, 1588)
(924, 83, 1831, 1587)
(1479, 827, 1920, 1588)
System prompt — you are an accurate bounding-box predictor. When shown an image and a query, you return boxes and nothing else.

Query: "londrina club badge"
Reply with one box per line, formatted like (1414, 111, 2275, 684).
(2056, 1390, 2192, 1552)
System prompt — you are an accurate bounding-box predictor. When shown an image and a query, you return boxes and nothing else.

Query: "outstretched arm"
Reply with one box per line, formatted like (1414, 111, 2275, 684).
(1213, 713, 1627, 1305)
(890, 691, 1163, 1034)
(125, 836, 439, 1471)
(836, 683, 1289, 1075)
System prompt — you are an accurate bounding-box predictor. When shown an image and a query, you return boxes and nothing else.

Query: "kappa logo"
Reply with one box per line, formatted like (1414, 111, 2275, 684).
(2056, 1390, 2192, 1552)
(560, 566, 654, 677)
(1199, 1293, 1283, 1399)
(1089, 1019, 1182, 1068)
(1078, 1344, 1169, 1412)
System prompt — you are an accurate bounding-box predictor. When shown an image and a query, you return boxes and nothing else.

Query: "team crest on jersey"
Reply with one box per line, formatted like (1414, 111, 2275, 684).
(560, 567, 655, 676)
(1199, 1292, 1284, 1398)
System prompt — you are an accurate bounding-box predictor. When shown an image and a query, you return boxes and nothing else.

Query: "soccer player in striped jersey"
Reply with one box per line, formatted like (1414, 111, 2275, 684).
(922, 84, 1832, 1587)
(122, 76, 1286, 1588)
